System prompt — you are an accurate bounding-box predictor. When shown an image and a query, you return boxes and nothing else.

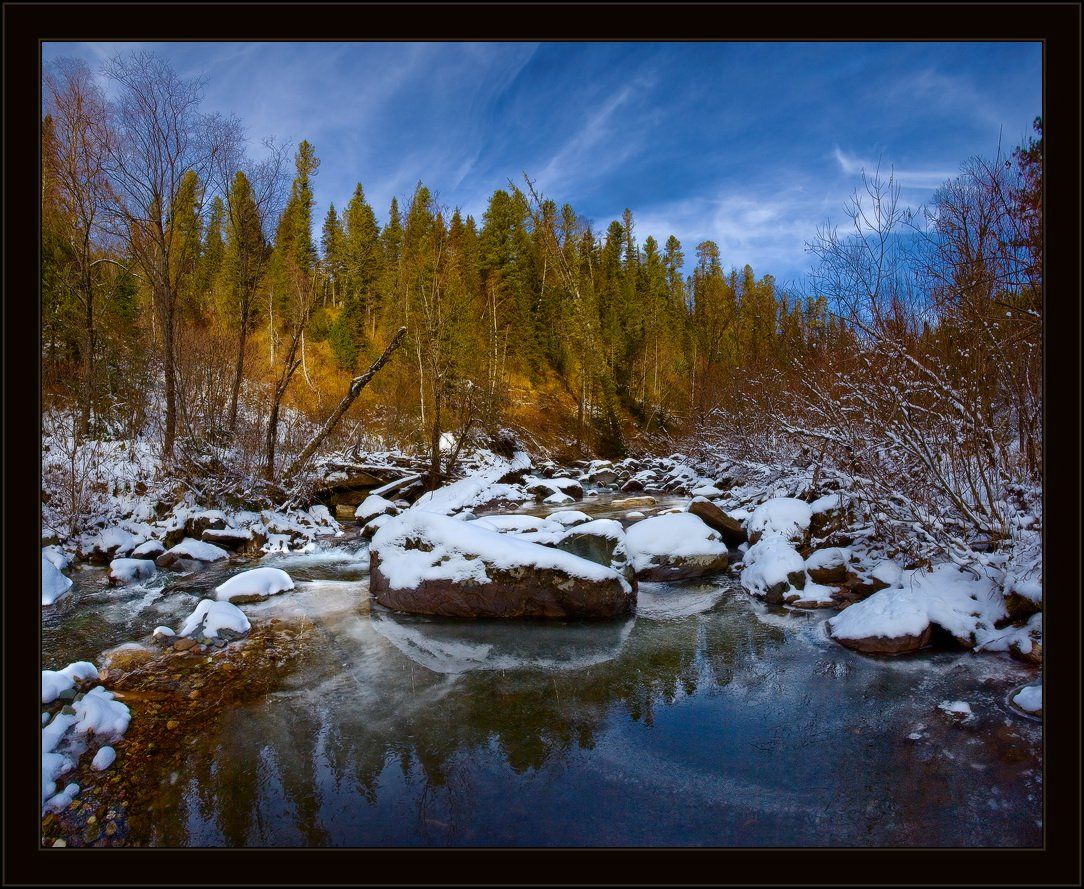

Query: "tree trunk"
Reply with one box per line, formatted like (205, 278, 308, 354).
(283, 327, 406, 479)
(228, 303, 251, 431)
(162, 284, 177, 460)
(79, 271, 94, 438)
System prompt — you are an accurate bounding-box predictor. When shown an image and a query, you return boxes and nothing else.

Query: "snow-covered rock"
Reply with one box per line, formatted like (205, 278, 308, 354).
(72, 686, 131, 740)
(354, 494, 400, 525)
(178, 598, 251, 640)
(544, 510, 592, 528)
(42, 662, 99, 704)
(746, 497, 812, 545)
(214, 567, 295, 603)
(131, 538, 166, 558)
(155, 537, 230, 568)
(82, 526, 141, 563)
(91, 746, 116, 771)
(369, 511, 634, 619)
(42, 545, 71, 571)
(1012, 683, 1041, 715)
(804, 547, 852, 584)
(739, 537, 807, 604)
(624, 513, 729, 581)
(543, 491, 575, 505)
(42, 556, 73, 606)
(525, 475, 585, 502)
(827, 563, 1007, 655)
(107, 557, 157, 586)
(553, 518, 634, 581)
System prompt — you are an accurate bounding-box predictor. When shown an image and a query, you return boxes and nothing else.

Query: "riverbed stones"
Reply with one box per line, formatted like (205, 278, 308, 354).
(612, 495, 656, 510)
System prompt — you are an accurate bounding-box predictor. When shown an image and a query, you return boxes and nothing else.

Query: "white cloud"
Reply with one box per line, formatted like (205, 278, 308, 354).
(832, 145, 953, 191)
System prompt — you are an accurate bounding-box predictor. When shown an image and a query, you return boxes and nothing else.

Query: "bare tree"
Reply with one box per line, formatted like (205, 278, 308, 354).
(44, 58, 114, 437)
(101, 51, 240, 459)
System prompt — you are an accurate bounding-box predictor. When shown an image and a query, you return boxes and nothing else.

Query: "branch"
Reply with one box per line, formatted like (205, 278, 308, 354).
(283, 327, 407, 479)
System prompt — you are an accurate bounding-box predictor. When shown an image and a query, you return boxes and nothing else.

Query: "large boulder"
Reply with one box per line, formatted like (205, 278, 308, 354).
(804, 547, 852, 584)
(827, 563, 1006, 655)
(369, 512, 634, 619)
(624, 513, 729, 582)
(688, 497, 747, 546)
(524, 476, 584, 502)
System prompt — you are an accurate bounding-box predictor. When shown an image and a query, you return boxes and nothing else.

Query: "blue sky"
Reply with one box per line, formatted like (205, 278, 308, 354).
(42, 41, 1041, 284)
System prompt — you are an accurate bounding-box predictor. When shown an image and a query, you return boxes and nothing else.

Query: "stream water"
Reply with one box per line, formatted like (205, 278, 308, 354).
(42, 492, 1042, 847)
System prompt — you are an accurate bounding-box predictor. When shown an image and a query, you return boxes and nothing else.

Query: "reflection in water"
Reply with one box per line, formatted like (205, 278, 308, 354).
(47, 495, 1041, 847)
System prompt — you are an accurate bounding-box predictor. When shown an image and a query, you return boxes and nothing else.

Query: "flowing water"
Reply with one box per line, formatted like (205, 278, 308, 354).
(43, 493, 1042, 847)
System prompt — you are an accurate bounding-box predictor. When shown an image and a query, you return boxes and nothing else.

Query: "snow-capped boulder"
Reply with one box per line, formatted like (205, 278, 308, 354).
(804, 547, 852, 584)
(808, 491, 855, 543)
(827, 563, 1007, 655)
(131, 539, 165, 559)
(214, 567, 295, 603)
(201, 526, 262, 552)
(1012, 683, 1041, 715)
(543, 510, 592, 529)
(739, 537, 808, 604)
(624, 513, 729, 581)
(178, 598, 251, 641)
(746, 497, 813, 545)
(360, 512, 395, 540)
(354, 494, 400, 526)
(553, 519, 635, 582)
(369, 512, 634, 619)
(688, 497, 747, 546)
(107, 558, 157, 586)
(544, 491, 575, 506)
(155, 537, 230, 569)
(42, 556, 73, 606)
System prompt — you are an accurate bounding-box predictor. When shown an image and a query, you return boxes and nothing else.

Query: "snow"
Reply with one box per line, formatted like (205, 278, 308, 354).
(131, 538, 165, 558)
(809, 492, 850, 514)
(178, 598, 251, 638)
(1013, 684, 1041, 713)
(828, 563, 1006, 645)
(160, 537, 230, 563)
(91, 746, 116, 770)
(739, 538, 806, 597)
(411, 451, 531, 516)
(153, 625, 175, 639)
(371, 511, 631, 592)
(938, 700, 973, 716)
(44, 782, 80, 813)
(354, 494, 399, 523)
(108, 557, 157, 585)
(624, 513, 728, 575)
(542, 510, 591, 527)
(214, 567, 295, 602)
(469, 514, 562, 535)
(42, 662, 99, 704)
(544, 491, 575, 505)
(870, 559, 903, 587)
(42, 556, 73, 606)
(72, 686, 131, 741)
(747, 497, 812, 543)
(805, 547, 851, 572)
(42, 545, 70, 570)
(88, 526, 140, 557)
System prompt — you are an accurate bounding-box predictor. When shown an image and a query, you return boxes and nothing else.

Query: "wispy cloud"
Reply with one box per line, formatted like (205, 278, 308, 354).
(832, 146, 953, 191)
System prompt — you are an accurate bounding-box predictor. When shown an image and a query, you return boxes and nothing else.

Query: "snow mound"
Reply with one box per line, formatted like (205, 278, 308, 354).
(91, 746, 116, 771)
(73, 686, 131, 741)
(1012, 684, 1041, 714)
(214, 567, 295, 602)
(178, 598, 251, 639)
(158, 537, 230, 566)
(545, 510, 592, 528)
(42, 662, 99, 704)
(747, 497, 812, 543)
(42, 556, 73, 606)
(108, 557, 157, 586)
(740, 537, 806, 598)
(354, 494, 399, 524)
